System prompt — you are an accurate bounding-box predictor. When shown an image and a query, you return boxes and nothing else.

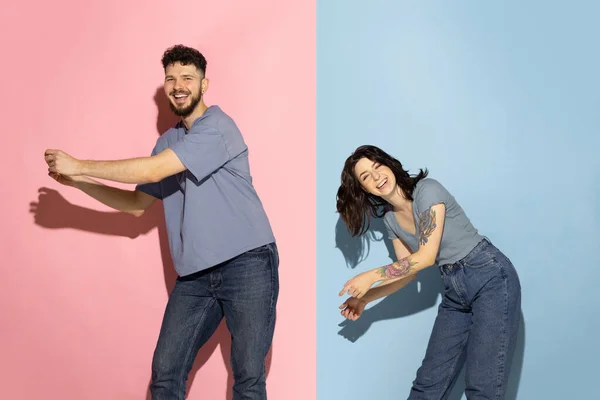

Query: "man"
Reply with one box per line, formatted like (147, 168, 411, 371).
(45, 45, 279, 400)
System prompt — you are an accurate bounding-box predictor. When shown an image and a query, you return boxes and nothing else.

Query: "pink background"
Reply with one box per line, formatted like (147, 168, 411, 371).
(1, 1, 315, 399)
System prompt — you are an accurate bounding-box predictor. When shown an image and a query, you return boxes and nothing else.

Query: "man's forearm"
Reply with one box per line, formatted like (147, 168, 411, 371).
(79, 158, 158, 184)
(73, 178, 147, 216)
(363, 274, 416, 303)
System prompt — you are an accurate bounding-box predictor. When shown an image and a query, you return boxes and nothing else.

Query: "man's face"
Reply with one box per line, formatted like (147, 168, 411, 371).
(163, 62, 204, 117)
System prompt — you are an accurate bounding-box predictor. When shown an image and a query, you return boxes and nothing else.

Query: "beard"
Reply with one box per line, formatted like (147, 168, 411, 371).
(168, 90, 202, 118)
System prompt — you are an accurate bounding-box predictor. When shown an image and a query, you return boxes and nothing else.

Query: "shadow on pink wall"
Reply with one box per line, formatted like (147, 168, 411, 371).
(29, 87, 273, 400)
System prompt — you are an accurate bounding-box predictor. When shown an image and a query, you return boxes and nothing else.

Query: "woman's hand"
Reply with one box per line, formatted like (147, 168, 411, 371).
(339, 297, 367, 320)
(339, 270, 378, 299)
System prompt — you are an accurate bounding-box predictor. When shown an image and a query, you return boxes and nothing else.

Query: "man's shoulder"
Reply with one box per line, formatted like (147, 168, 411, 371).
(153, 125, 183, 152)
(194, 106, 241, 137)
(203, 105, 232, 123)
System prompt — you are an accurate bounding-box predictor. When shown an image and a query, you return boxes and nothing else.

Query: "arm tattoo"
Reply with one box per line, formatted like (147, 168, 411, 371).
(377, 257, 417, 279)
(418, 207, 437, 246)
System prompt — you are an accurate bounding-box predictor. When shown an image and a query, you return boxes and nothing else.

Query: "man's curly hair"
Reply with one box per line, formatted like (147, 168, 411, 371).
(161, 45, 207, 76)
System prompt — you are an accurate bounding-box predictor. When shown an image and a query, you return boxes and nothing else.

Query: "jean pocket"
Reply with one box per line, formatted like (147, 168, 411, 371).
(466, 252, 498, 269)
(246, 244, 271, 254)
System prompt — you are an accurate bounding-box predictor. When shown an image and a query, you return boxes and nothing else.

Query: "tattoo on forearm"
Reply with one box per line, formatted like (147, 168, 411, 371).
(418, 208, 437, 246)
(378, 257, 417, 279)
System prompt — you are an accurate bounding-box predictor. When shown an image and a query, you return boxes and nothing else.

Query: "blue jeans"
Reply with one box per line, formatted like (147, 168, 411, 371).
(150, 243, 279, 400)
(408, 239, 521, 400)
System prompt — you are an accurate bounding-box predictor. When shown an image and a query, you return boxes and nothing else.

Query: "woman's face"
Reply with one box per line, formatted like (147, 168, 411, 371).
(353, 157, 396, 197)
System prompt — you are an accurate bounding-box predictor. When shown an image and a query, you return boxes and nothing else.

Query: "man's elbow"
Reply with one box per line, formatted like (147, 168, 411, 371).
(131, 209, 145, 218)
(144, 163, 182, 183)
(143, 169, 164, 184)
(122, 208, 145, 217)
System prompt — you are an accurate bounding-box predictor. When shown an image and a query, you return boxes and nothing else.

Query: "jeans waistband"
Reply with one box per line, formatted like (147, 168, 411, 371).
(440, 237, 492, 273)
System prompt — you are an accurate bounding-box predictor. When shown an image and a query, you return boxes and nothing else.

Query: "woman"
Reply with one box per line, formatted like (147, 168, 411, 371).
(336, 145, 521, 399)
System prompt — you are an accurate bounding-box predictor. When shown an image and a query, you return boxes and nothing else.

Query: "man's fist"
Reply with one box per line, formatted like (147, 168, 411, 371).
(45, 149, 82, 176)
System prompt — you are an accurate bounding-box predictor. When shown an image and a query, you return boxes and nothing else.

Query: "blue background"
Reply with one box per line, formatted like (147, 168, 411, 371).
(316, 1, 600, 399)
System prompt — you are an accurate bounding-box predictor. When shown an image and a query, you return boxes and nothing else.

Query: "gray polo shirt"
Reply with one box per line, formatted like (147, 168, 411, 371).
(137, 105, 275, 276)
(383, 178, 484, 266)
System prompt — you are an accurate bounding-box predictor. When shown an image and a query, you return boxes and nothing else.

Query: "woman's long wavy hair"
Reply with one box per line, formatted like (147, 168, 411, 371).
(336, 145, 428, 237)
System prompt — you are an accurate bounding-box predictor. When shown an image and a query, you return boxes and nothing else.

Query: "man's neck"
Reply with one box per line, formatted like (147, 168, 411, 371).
(182, 102, 209, 130)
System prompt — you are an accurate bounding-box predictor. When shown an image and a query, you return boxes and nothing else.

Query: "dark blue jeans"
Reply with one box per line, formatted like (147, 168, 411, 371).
(150, 243, 279, 400)
(408, 239, 521, 400)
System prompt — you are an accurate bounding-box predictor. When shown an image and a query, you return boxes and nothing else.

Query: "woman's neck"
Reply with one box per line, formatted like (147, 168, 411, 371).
(384, 186, 412, 212)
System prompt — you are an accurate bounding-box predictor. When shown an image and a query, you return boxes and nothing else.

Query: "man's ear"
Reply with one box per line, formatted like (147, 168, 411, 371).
(201, 78, 209, 94)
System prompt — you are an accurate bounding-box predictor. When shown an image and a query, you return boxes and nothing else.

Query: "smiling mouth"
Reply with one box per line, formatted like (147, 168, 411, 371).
(377, 178, 388, 190)
(172, 93, 189, 104)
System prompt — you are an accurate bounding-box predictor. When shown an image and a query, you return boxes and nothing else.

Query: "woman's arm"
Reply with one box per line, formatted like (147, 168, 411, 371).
(362, 238, 415, 303)
(373, 238, 413, 288)
(340, 203, 446, 298)
(362, 274, 416, 303)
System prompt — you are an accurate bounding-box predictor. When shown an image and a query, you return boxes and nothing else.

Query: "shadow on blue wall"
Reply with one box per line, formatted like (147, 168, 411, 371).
(334, 216, 525, 399)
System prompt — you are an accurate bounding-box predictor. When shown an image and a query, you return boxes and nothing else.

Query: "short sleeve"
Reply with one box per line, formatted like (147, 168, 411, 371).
(383, 213, 398, 240)
(136, 147, 163, 199)
(414, 179, 450, 214)
(169, 126, 230, 182)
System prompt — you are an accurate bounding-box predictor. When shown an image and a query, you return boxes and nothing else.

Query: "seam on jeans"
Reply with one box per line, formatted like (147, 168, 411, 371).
(440, 335, 469, 400)
(450, 274, 467, 307)
(264, 247, 278, 356)
(179, 297, 217, 396)
(494, 264, 509, 400)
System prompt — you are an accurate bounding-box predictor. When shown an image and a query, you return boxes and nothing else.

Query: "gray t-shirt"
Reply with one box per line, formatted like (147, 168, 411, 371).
(136, 105, 275, 276)
(383, 178, 483, 266)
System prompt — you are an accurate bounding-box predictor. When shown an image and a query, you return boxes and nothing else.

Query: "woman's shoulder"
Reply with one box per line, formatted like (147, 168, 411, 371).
(382, 207, 396, 225)
(414, 177, 446, 194)
(413, 178, 452, 210)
